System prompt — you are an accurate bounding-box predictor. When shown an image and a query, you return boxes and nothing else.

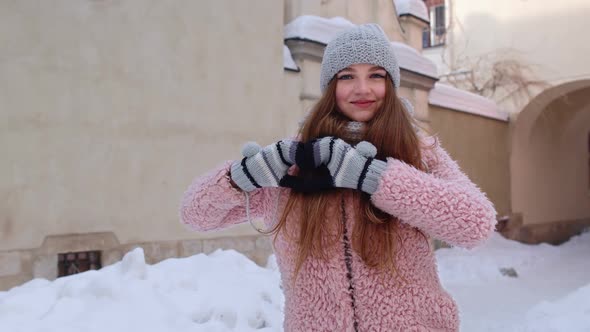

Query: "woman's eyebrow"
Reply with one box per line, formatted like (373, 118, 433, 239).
(369, 66, 386, 71)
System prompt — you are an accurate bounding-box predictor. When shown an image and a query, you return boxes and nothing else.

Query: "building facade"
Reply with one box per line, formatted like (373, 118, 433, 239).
(422, 0, 590, 243)
(1, 0, 512, 290)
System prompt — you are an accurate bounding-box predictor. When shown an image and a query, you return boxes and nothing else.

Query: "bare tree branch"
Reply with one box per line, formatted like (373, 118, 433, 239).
(440, 49, 551, 111)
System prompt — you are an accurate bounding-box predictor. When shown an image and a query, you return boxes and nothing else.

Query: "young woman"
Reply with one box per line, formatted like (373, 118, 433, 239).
(180, 24, 497, 331)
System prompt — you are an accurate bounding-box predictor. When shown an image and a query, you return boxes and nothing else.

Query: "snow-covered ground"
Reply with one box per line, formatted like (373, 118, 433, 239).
(1, 232, 589, 332)
(438, 231, 590, 332)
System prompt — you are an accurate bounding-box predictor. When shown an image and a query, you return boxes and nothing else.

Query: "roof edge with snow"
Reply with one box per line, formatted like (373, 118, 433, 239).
(429, 83, 510, 122)
(394, 0, 430, 24)
(284, 15, 354, 45)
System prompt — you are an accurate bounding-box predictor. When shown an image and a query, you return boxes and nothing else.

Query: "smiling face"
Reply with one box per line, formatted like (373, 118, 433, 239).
(334, 63, 387, 122)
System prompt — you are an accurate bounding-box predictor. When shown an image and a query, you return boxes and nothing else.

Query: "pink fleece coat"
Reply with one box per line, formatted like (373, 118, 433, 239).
(180, 137, 497, 331)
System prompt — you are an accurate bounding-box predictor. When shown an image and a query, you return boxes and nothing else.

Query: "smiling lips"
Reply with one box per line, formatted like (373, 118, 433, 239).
(350, 100, 375, 109)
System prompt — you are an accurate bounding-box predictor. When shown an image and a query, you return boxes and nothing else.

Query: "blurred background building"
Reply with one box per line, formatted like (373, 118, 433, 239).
(421, 0, 590, 249)
(0, 0, 588, 290)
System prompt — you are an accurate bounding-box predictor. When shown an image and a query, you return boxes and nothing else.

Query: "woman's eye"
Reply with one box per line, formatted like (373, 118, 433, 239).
(371, 73, 386, 79)
(337, 74, 353, 80)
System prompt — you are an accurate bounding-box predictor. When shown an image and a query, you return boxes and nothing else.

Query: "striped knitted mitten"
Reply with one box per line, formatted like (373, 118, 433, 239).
(230, 140, 300, 192)
(312, 137, 387, 194)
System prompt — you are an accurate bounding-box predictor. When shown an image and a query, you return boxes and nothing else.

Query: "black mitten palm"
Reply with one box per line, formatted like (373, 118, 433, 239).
(311, 137, 387, 194)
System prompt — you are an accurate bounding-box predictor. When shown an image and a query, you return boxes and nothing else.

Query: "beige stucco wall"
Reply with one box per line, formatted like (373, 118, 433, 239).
(422, 0, 590, 238)
(451, 0, 590, 83)
(423, 0, 590, 112)
(282, 70, 304, 136)
(428, 106, 511, 217)
(1, 0, 515, 289)
(0, 0, 285, 252)
(511, 85, 590, 225)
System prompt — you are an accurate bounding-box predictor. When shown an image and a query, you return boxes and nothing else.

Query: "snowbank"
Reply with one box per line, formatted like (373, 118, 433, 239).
(0, 248, 284, 332)
(1, 232, 589, 331)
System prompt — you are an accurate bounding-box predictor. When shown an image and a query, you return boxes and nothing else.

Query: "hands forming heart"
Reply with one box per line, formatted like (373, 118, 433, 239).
(231, 137, 386, 194)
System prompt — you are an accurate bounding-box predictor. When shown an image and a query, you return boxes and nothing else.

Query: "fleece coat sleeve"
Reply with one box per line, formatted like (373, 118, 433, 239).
(370, 139, 497, 249)
(179, 160, 275, 232)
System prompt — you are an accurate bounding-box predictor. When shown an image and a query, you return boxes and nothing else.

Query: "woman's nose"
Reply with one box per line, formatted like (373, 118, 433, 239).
(354, 78, 371, 93)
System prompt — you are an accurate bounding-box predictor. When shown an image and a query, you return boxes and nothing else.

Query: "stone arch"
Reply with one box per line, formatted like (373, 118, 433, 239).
(509, 80, 590, 243)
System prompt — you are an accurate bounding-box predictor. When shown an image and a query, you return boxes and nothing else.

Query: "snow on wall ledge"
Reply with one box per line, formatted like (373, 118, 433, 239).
(429, 83, 510, 122)
(394, 0, 430, 23)
(393, 41, 437, 79)
(284, 15, 437, 79)
(284, 15, 354, 45)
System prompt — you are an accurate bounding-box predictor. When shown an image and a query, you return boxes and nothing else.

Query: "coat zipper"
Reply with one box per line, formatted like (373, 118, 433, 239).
(341, 196, 360, 332)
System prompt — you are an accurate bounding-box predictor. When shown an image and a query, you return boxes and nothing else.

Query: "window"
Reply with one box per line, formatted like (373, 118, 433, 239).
(422, 1, 446, 48)
(58, 250, 102, 277)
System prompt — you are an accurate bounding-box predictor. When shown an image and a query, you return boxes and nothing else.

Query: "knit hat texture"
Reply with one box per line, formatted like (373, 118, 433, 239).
(320, 23, 400, 92)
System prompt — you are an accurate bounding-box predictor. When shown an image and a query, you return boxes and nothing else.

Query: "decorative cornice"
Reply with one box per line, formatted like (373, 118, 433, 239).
(283, 45, 300, 71)
(284, 38, 325, 62)
(400, 69, 438, 90)
(398, 13, 430, 26)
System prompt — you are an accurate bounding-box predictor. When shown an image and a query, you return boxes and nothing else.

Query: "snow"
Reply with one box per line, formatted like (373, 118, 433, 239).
(517, 284, 590, 332)
(1, 232, 589, 331)
(438, 231, 590, 331)
(284, 15, 438, 79)
(284, 15, 354, 45)
(392, 41, 438, 79)
(394, 0, 430, 23)
(429, 82, 510, 121)
(283, 45, 299, 71)
(0, 249, 284, 332)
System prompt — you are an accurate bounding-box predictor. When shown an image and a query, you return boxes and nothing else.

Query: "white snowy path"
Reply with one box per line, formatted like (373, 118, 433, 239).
(1, 232, 589, 332)
(437, 232, 590, 331)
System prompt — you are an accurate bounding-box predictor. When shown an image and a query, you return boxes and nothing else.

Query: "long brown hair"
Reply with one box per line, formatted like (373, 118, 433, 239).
(269, 75, 430, 277)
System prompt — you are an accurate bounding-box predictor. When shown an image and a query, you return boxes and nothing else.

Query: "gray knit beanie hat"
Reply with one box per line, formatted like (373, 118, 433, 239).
(320, 23, 400, 92)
